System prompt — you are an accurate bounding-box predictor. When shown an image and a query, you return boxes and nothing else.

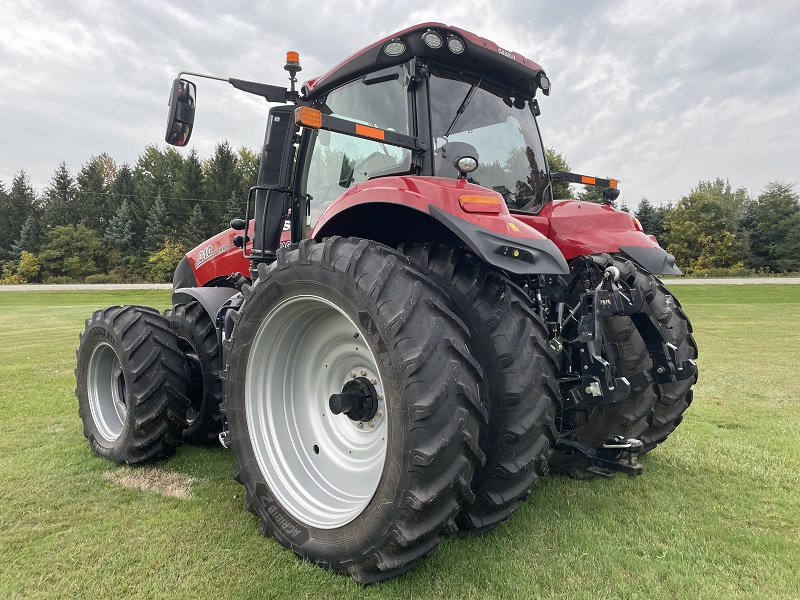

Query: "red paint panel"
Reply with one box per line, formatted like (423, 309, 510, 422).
(537, 200, 661, 259)
(185, 223, 292, 286)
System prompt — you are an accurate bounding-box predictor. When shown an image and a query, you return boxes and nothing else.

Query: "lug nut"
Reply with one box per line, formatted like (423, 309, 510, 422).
(368, 422, 374, 428)
(356, 422, 363, 429)
(377, 394, 383, 401)
(350, 372, 356, 378)
(376, 411, 382, 418)
(370, 378, 377, 385)
(360, 370, 367, 376)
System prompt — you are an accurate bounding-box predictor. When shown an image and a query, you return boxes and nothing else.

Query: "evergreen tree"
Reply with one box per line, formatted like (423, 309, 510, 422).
(635, 198, 672, 244)
(105, 198, 134, 253)
(203, 141, 241, 230)
(0, 181, 10, 259)
(144, 195, 169, 252)
(112, 163, 143, 243)
(10, 170, 37, 222)
(11, 214, 45, 256)
(41, 163, 78, 230)
(177, 148, 205, 234)
(744, 181, 800, 272)
(76, 155, 112, 230)
(1, 171, 37, 256)
(183, 204, 207, 248)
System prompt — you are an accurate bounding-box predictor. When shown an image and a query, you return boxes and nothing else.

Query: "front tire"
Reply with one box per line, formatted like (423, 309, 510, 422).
(224, 237, 486, 583)
(75, 306, 189, 464)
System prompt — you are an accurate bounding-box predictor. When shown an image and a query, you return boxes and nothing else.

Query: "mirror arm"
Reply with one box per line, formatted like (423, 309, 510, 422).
(228, 79, 289, 103)
(177, 71, 294, 103)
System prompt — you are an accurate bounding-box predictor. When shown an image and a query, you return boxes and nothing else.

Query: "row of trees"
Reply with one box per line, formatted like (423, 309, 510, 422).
(0, 143, 258, 282)
(1, 145, 798, 283)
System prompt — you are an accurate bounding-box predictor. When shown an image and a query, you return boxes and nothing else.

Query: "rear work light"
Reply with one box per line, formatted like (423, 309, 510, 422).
(384, 39, 406, 56)
(459, 194, 502, 214)
(422, 30, 443, 49)
(447, 36, 465, 54)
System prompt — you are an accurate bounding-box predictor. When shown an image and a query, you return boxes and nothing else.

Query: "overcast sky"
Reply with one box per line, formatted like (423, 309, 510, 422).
(1, 0, 798, 208)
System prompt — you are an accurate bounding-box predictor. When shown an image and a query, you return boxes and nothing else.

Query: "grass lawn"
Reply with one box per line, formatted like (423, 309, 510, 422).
(0, 286, 798, 599)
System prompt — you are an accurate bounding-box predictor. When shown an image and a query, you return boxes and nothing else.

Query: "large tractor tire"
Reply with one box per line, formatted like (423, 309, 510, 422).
(401, 244, 558, 534)
(75, 306, 190, 464)
(165, 301, 224, 445)
(550, 255, 697, 477)
(223, 237, 486, 583)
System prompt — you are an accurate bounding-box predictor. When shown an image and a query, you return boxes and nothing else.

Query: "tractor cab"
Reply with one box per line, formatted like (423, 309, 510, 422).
(165, 24, 561, 264)
(296, 23, 554, 222)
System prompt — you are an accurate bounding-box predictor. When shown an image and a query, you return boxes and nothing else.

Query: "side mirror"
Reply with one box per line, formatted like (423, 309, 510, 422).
(165, 78, 196, 147)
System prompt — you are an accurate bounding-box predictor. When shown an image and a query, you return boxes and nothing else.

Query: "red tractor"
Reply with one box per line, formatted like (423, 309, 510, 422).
(75, 23, 697, 583)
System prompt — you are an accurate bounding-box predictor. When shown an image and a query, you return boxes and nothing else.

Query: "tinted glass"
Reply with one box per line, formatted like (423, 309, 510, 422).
(429, 68, 549, 211)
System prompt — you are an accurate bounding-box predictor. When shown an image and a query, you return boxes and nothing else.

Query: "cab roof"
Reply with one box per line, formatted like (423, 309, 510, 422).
(302, 22, 546, 101)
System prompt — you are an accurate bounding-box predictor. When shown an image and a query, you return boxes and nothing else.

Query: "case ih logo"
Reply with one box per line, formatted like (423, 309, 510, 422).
(497, 47, 515, 60)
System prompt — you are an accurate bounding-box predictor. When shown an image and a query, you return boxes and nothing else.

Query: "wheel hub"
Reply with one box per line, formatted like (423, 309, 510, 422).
(329, 377, 378, 422)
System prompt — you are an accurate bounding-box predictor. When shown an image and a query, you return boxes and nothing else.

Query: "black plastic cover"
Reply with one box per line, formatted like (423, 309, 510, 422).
(428, 205, 569, 275)
(619, 245, 682, 275)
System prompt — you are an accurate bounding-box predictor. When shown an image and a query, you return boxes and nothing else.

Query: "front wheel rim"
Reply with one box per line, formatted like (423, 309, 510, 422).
(246, 295, 388, 529)
(87, 342, 127, 442)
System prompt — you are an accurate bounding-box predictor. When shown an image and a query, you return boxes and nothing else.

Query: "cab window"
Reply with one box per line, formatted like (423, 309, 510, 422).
(300, 67, 413, 225)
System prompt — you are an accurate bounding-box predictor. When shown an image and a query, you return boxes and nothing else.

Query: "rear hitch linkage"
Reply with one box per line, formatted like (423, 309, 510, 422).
(552, 265, 645, 406)
(557, 435, 645, 478)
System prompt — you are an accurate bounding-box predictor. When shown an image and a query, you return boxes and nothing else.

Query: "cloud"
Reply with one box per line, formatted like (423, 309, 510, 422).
(1, 0, 798, 207)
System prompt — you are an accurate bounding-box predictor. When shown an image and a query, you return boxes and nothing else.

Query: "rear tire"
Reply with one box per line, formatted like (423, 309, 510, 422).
(224, 237, 486, 583)
(401, 244, 558, 534)
(165, 301, 223, 445)
(75, 306, 190, 464)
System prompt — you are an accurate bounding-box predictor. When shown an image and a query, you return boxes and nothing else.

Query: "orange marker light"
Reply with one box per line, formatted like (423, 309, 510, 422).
(286, 51, 300, 64)
(459, 194, 502, 214)
(294, 106, 322, 129)
(580, 175, 596, 185)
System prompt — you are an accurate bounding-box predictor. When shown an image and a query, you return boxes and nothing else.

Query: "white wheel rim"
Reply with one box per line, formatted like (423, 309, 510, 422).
(87, 342, 127, 442)
(246, 295, 388, 529)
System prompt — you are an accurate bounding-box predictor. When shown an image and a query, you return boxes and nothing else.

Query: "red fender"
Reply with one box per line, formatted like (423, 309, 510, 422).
(313, 176, 550, 242)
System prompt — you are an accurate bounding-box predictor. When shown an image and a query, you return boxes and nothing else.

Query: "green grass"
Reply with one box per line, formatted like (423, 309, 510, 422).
(0, 287, 798, 599)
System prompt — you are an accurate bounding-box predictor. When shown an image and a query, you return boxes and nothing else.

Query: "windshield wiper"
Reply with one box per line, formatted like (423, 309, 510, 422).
(444, 78, 482, 137)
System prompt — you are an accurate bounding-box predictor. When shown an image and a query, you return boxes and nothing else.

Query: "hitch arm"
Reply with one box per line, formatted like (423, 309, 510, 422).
(557, 436, 645, 478)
